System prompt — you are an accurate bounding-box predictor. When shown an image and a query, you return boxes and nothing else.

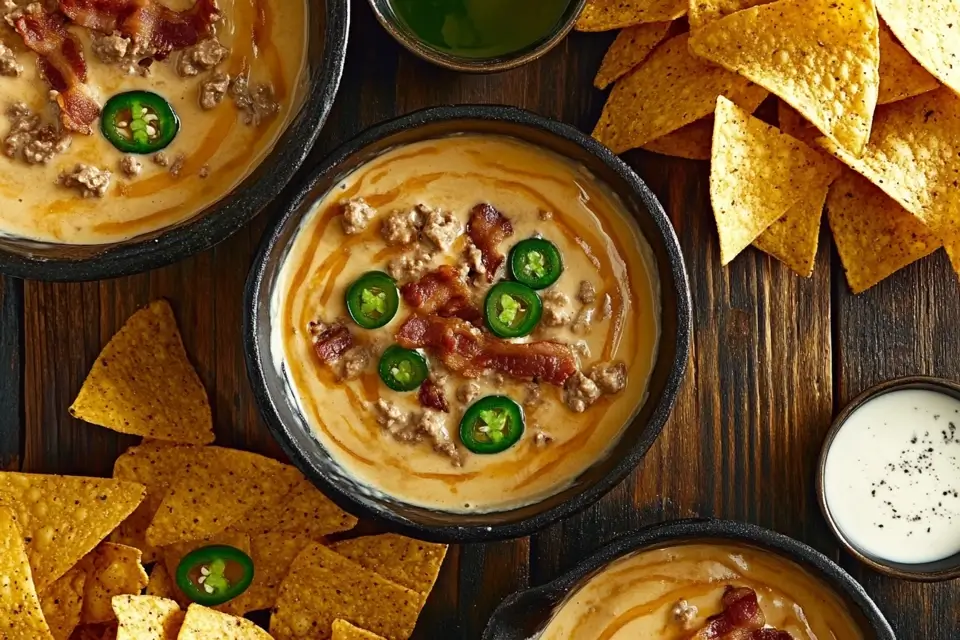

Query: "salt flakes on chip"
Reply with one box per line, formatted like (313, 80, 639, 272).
(876, 0, 960, 97)
(177, 604, 272, 639)
(145, 563, 177, 601)
(226, 475, 357, 539)
(80, 543, 149, 624)
(69, 299, 214, 445)
(688, 0, 771, 30)
(270, 543, 421, 640)
(593, 33, 762, 153)
(877, 20, 940, 105)
(0, 472, 145, 590)
(330, 534, 447, 601)
(229, 533, 312, 614)
(0, 506, 54, 639)
(752, 182, 830, 277)
(332, 619, 387, 640)
(40, 566, 87, 640)
(827, 171, 941, 293)
(710, 96, 839, 264)
(113, 595, 184, 640)
(575, 0, 686, 32)
(593, 21, 671, 89)
(690, 0, 880, 155)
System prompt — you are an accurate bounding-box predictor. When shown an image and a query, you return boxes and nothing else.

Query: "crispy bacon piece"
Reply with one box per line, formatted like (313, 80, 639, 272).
(687, 587, 794, 640)
(59, 0, 220, 59)
(418, 378, 450, 413)
(466, 203, 513, 281)
(396, 314, 577, 386)
(13, 6, 100, 133)
(400, 265, 480, 321)
(312, 323, 354, 364)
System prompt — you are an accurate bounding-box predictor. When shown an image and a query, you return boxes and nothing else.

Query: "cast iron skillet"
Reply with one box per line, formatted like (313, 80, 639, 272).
(483, 519, 896, 640)
(0, 0, 349, 281)
(244, 105, 692, 543)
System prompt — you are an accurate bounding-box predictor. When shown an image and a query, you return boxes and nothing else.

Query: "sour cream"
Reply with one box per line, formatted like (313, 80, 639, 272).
(823, 387, 960, 564)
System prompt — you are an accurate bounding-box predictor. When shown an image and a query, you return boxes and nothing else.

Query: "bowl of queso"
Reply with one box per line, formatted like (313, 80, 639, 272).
(483, 519, 895, 640)
(245, 105, 691, 541)
(0, 0, 348, 280)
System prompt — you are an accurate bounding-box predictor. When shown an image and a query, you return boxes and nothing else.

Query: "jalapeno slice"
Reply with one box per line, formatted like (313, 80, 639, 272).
(484, 281, 542, 338)
(460, 396, 524, 454)
(346, 271, 400, 330)
(378, 345, 429, 392)
(101, 91, 180, 154)
(509, 238, 563, 290)
(175, 545, 254, 606)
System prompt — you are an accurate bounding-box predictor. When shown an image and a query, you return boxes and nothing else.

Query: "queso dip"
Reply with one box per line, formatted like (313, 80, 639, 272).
(272, 134, 660, 513)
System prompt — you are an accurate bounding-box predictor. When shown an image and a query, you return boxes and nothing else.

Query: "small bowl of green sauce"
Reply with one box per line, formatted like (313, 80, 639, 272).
(368, 0, 586, 72)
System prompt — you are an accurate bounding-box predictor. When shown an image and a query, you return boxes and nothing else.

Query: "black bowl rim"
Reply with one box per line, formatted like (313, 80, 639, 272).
(243, 104, 692, 543)
(0, 0, 350, 282)
(482, 518, 896, 640)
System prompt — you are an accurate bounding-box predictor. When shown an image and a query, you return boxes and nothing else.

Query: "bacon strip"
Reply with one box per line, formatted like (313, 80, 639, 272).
(418, 379, 449, 413)
(688, 587, 794, 640)
(13, 6, 100, 133)
(467, 203, 513, 282)
(312, 324, 354, 364)
(400, 265, 480, 322)
(59, 0, 220, 59)
(396, 314, 577, 386)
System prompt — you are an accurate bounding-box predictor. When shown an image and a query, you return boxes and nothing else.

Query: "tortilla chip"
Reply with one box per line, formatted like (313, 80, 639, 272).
(329, 535, 447, 599)
(0, 506, 54, 639)
(593, 21, 671, 89)
(878, 20, 940, 105)
(69, 300, 214, 445)
(876, 0, 960, 97)
(177, 604, 272, 639)
(752, 182, 829, 277)
(226, 476, 357, 539)
(79, 543, 149, 625)
(948, 241, 960, 277)
(145, 563, 177, 602)
(332, 619, 386, 640)
(816, 88, 960, 255)
(575, 0, 686, 31)
(270, 544, 421, 640)
(593, 33, 765, 153)
(144, 448, 300, 547)
(40, 566, 86, 640)
(711, 96, 840, 264)
(688, 0, 771, 30)
(222, 533, 312, 615)
(827, 170, 941, 293)
(0, 473, 145, 590)
(690, 0, 880, 155)
(161, 531, 251, 615)
(112, 595, 184, 640)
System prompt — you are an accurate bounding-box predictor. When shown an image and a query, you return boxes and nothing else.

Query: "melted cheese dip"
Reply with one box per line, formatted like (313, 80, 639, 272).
(539, 543, 866, 640)
(0, 0, 306, 243)
(272, 135, 661, 513)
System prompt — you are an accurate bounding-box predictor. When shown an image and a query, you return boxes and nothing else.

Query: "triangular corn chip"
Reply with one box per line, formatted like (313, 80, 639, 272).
(69, 300, 214, 445)
(0, 473, 145, 590)
(593, 21, 671, 89)
(690, 0, 880, 154)
(225, 475, 357, 539)
(225, 533, 312, 615)
(332, 619, 386, 640)
(688, 0, 771, 30)
(752, 182, 829, 277)
(330, 534, 447, 600)
(710, 96, 840, 264)
(177, 604, 272, 639)
(113, 595, 184, 640)
(877, 20, 939, 105)
(144, 448, 300, 547)
(593, 33, 765, 153)
(0, 506, 54, 639)
(876, 0, 960, 97)
(40, 566, 87, 640)
(80, 543, 149, 624)
(575, 0, 686, 31)
(145, 563, 177, 601)
(827, 170, 941, 293)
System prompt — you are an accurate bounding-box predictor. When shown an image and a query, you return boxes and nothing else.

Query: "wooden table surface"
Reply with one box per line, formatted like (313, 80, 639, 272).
(2, 1, 959, 637)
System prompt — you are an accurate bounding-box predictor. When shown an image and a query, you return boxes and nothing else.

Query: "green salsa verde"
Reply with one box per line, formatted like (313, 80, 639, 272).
(390, 0, 574, 59)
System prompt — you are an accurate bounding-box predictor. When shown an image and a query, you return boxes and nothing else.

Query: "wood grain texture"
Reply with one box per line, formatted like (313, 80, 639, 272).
(10, 0, 960, 637)
(0, 276, 21, 470)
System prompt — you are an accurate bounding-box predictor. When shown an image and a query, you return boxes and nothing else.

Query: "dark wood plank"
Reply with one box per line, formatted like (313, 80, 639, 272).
(0, 276, 21, 471)
(834, 250, 960, 640)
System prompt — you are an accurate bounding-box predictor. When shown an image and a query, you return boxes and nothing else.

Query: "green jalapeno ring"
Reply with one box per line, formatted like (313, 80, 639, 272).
(100, 91, 180, 154)
(508, 238, 563, 290)
(175, 544, 254, 607)
(378, 345, 429, 392)
(483, 281, 542, 338)
(346, 271, 400, 330)
(460, 395, 524, 454)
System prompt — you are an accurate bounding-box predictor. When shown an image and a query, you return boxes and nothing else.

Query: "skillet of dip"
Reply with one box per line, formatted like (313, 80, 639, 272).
(272, 134, 660, 513)
(0, 0, 306, 243)
(538, 543, 866, 640)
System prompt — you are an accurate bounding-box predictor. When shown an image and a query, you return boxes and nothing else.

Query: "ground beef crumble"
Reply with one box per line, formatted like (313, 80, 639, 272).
(571, 306, 595, 334)
(381, 206, 425, 245)
(152, 151, 169, 167)
(541, 289, 573, 327)
(524, 382, 542, 407)
(460, 240, 485, 282)
(373, 400, 461, 465)
(339, 345, 371, 381)
(456, 381, 480, 405)
(119, 155, 141, 177)
(340, 197, 376, 235)
(177, 37, 228, 77)
(57, 164, 111, 198)
(388, 244, 434, 282)
(534, 429, 554, 446)
(0, 42, 21, 77)
(199, 71, 230, 110)
(671, 599, 698, 628)
(420, 205, 461, 250)
(91, 32, 151, 75)
(230, 73, 279, 126)
(577, 280, 597, 304)
(3, 102, 71, 165)
(562, 372, 601, 413)
(168, 153, 186, 178)
(588, 361, 627, 395)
